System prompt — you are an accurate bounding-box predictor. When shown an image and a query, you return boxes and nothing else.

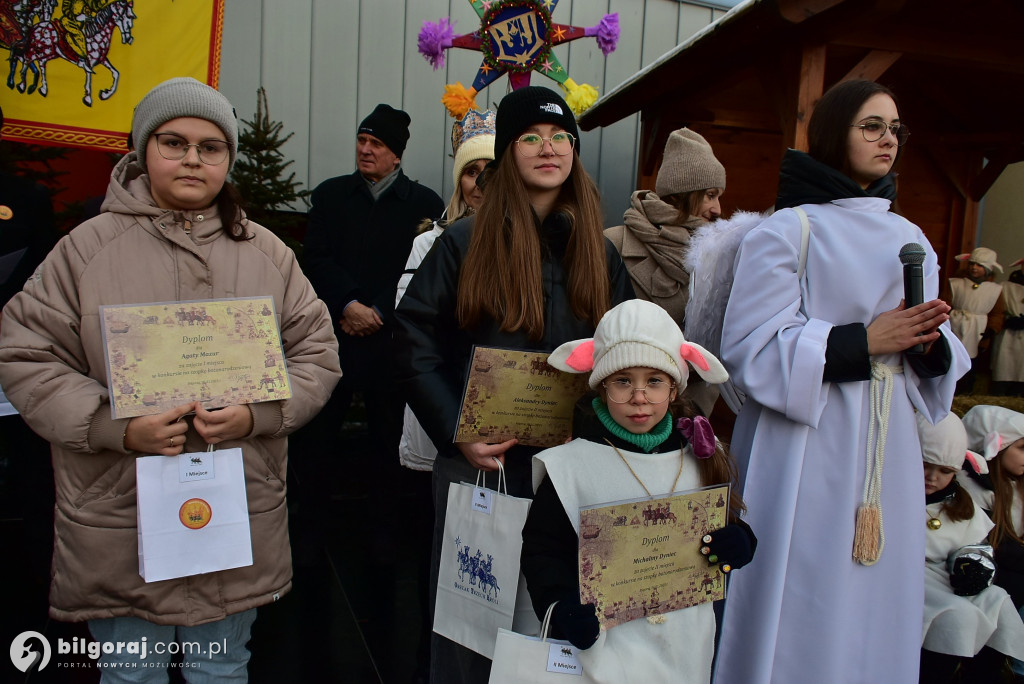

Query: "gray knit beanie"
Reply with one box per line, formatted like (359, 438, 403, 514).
(655, 128, 725, 197)
(132, 77, 238, 173)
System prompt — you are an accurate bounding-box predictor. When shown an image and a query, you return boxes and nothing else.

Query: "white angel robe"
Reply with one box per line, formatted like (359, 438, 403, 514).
(949, 278, 1003, 358)
(714, 198, 971, 684)
(923, 499, 1024, 659)
(992, 281, 1024, 383)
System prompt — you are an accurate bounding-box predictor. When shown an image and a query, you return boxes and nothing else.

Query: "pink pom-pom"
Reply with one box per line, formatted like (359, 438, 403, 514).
(594, 13, 619, 56)
(418, 18, 455, 70)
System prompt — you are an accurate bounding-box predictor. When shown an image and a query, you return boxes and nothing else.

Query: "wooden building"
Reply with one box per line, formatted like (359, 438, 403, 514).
(578, 0, 1024, 275)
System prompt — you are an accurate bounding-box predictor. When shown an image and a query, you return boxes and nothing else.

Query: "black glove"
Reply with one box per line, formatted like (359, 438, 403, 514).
(950, 557, 994, 596)
(550, 599, 600, 650)
(702, 521, 756, 571)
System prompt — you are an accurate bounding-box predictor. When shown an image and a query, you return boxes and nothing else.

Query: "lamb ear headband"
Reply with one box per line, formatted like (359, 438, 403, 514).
(961, 405, 1024, 475)
(548, 336, 729, 390)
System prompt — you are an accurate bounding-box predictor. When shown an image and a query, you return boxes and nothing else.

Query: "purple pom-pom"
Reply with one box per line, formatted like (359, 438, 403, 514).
(677, 416, 716, 459)
(418, 18, 455, 70)
(595, 13, 619, 56)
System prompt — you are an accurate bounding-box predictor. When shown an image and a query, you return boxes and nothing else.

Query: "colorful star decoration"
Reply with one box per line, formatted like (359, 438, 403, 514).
(417, 0, 620, 118)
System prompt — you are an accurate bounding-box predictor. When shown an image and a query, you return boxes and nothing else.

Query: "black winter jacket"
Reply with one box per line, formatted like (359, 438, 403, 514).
(0, 172, 58, 308)
(394, 212, 634, 458)
(303, 169, 443, 379)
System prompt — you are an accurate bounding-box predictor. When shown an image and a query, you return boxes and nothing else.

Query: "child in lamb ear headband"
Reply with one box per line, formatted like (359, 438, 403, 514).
(520, 299, 757, 681)
(917, 410, 1024, 682)
(958, 405, 1024, 678)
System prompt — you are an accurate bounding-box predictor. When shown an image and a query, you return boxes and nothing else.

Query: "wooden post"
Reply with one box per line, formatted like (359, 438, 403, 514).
(784, 43, 826, 152)
(839, 50, 902, 83)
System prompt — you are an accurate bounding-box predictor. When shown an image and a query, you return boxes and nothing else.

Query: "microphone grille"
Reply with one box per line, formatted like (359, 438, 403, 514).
(899, 242, 926, 265)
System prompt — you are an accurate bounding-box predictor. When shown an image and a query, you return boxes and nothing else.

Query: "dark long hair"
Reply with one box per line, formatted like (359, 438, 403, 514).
(807, 80, 902, 175)
(216, 181, 251, 241)
(988, 454, 1024, 548)
(940, 483, 976, 524)
(672, 396, 746, 517)
(456, 149, 610, 340)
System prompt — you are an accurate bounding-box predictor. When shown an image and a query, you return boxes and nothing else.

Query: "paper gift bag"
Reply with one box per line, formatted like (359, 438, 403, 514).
(434, 462, 532, 658)
(136, 447, 253, 583)
(489, 603, 591, 683)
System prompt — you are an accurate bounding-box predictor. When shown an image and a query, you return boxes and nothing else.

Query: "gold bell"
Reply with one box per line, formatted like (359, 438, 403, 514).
(927, 518, 942, 530)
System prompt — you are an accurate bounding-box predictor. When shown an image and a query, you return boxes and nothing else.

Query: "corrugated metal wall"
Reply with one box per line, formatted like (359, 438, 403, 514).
(217, 0, 724, 225)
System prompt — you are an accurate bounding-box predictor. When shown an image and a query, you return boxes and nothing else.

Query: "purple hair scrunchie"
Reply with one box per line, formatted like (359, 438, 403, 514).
(677, 416, 715, 459)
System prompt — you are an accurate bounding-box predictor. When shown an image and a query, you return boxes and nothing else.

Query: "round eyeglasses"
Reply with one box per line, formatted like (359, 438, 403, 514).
(154, 133, 231, 165)
(850, 120, 910, 146)
(602, 378, 676, 404)
(515, 132, 575, 157)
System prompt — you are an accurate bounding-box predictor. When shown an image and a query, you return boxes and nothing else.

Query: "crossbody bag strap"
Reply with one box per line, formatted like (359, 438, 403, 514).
(793, 206, 810, 280)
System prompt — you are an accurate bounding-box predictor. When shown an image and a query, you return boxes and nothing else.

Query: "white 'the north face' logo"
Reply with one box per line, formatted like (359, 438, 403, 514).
(539, 103, 563, 115)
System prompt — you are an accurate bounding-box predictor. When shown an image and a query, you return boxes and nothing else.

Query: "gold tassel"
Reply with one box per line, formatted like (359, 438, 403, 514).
(852, 504, 881, 565)
(440, 83, 478, 119)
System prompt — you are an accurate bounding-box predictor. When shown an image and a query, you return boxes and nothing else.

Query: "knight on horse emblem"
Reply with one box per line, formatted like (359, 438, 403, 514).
(3, 0, 135, 106)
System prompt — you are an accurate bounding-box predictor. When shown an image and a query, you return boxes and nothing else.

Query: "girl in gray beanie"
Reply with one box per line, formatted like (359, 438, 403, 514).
(0, 77, 341, 678)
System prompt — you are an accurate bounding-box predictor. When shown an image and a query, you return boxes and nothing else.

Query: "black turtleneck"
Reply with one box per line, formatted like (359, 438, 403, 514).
(775, 149, 897, 210)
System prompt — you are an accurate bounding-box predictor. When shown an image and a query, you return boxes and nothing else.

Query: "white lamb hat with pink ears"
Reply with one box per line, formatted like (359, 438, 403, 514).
(961, 405, 1024, 475)
(547, 299, 728, 390)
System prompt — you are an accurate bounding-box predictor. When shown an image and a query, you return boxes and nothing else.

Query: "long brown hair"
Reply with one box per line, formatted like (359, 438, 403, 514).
(456, 150, 609, 339)
(940, 484, 976, 524)
(988, 455, 1024, 548)
(661, 189, 711, 225)
(217, 181, 252, 241)
(673, 396, 746, 517)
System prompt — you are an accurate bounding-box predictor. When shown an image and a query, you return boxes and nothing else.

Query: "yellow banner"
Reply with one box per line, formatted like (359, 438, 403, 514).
(1, 0, 224, 151)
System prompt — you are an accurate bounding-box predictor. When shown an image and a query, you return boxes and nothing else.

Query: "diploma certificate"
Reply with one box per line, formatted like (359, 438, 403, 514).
(579, 485, 730, 629)
(454, 346, 590, 448)
(100, 297, 291, 418)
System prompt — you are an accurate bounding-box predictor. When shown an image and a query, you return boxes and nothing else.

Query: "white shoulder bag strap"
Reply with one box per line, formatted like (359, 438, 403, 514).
(793, 206, 810, 279)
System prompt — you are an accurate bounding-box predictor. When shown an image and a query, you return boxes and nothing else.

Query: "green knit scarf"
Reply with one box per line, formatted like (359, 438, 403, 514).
(592, 397, 673, 453)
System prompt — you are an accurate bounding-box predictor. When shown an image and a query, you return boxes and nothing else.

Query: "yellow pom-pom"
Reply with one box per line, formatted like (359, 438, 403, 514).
(560, 78, 599, 116)
(441, 83, 478, 119)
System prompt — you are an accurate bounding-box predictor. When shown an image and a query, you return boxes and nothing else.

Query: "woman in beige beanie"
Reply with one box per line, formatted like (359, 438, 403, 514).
(604, 127, 726, 414)
(605, 128, 725, 327)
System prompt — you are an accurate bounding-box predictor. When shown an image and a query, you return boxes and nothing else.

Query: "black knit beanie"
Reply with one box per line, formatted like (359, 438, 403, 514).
(490, 86, 580, 168)
(358, 104, 411, 158)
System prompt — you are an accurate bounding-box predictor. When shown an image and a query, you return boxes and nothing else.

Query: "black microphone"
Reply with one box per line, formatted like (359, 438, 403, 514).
(899, 242, 926, 354)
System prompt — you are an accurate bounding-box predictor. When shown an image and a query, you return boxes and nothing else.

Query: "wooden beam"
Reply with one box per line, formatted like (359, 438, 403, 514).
(962, 197, 980, 254)
(787, 43, 827, 152)
(839, 50, 903, 83)
(640, 115, 665, 178)
(925, 146, 970, 199)
(968, 150, 1016, 201)
(832, 31, 1024, 74)
(776, 0, 847, 23)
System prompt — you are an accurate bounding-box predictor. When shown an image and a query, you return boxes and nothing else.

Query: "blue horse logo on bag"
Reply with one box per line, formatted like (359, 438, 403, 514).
(453, 536, 500, 602)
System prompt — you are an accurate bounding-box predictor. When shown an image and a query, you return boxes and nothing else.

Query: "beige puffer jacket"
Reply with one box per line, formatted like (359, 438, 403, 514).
(0, 154, 341, 625)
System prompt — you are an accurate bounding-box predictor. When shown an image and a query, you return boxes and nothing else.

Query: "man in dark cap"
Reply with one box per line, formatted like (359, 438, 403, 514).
(297, 104, 442, 515)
